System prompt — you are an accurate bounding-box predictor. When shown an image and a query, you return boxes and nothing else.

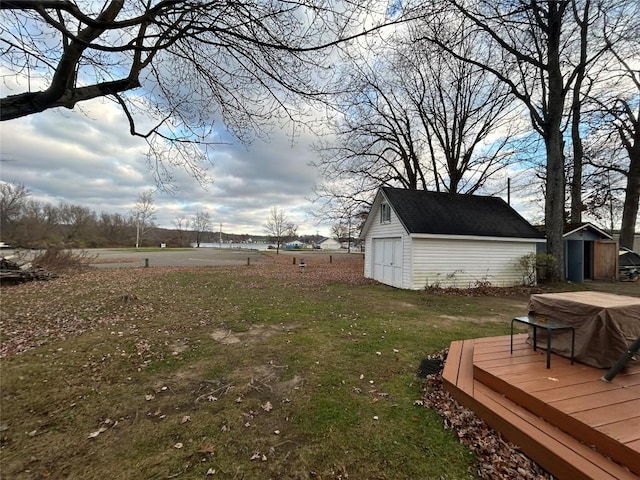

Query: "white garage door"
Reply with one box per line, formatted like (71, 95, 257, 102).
(372, 238, 402, 288)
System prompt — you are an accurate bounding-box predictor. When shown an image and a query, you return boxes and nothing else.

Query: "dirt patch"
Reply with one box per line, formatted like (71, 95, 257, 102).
(210, 329, 242, 344)
(272, 375, 304, 396)
(242, 362, 303, 402)
(168, 339, 191, 354)
(395, 301, 418, 309)
(210, 324, 294, 345)
(205, 325, 303, 400)
(166, 361, 303, 407)
(439, 314, 509, 324)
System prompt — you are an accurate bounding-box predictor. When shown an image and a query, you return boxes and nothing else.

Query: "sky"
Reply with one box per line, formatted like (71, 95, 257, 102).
(0, 95, 334, 237)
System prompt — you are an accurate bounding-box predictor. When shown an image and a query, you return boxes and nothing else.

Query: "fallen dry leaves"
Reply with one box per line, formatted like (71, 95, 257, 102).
(421, 352, 553, 480)
(233, 252, 374, 290)
(0, 267, 168, 358)
(0, 254, 371, 359)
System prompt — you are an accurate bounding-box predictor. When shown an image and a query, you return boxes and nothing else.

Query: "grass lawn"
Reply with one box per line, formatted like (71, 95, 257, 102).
(1, 253, 636, 479)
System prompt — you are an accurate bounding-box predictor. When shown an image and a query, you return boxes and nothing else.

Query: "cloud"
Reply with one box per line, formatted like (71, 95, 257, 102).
(0, 97, 331, 236)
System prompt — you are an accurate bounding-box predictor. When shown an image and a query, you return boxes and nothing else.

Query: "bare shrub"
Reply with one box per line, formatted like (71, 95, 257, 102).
(32, 248, 97, 273)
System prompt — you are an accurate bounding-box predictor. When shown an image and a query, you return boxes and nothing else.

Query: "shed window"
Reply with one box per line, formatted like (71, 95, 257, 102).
(380, 203, 391, 223)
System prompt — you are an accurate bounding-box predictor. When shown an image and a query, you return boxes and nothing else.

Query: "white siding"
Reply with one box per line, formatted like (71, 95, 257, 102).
(363, 202, 410, 288)
(409, 237, 536, 289)
(319, 239, 341, 250)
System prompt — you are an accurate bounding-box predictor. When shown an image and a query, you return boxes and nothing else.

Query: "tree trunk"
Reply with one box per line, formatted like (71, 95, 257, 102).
(569, 0, 590, 224)
(570, 123, 584, 224)
(545, 3, 568, 282)
(545, 130, 566, 281)
(620, 144, 640, 250)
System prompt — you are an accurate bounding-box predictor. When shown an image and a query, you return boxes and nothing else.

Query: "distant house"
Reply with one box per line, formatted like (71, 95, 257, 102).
(360, 187, 545, 289)
(284, 240, 304, 249)
(318, 237, 341, 250)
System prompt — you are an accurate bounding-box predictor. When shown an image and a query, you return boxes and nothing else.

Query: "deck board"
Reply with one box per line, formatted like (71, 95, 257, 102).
(457, 339, 475, 395)
(572, 399, 640, 427)
(442, 339, 463, 390)
(473, 382, 637, 480)
(443, 334, 640, 480)
(550, 386, 640, 413)
(531, 378, 627, 399)
(600, 420, 640, 444)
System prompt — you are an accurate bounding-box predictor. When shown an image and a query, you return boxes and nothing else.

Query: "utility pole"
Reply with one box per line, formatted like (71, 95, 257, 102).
(135, 214, 140, 249)
(219, 223, 223, 248)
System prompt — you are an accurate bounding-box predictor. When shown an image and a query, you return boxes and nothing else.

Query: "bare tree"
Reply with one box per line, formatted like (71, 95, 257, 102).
(312, 17, 522, 228)
(331, 222, 349, 243)
(581, 3, 640, 249)
(612, 96, 640, 251)
(331, 221, 354, 252)
(58, 202, 96, 243)
(584, 93, 640, 248)
(190, 211, 211, 248)
(98, 212, 130, 246)
(15, 200, 45, 246)
(326, 193, 359, 253)
(0, 181, 29, 242)
(172, 214, 187, 247)
(403, 25, 521, 194)
(419, 0, 619, 281)
(20, 200, 61, 246)
(312, 58, 432, 199)
(567, 1, 592, 223)
(581, 165, 626, 233)
(310, 181, 370, 252)
(264, 207, 297, 254)
(131, 190, 157, 248)
(0, 1, 397, 186)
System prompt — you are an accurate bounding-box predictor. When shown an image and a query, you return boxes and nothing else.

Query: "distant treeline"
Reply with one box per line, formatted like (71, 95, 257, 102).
(0, 189, 324, 249)
(0, 206, 261, 248)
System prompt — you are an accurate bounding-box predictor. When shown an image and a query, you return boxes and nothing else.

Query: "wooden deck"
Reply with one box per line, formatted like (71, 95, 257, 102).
(443, 334, 640, 480)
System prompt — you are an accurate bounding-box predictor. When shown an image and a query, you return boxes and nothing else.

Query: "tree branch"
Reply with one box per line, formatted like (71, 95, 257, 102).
(1, 77, 140, 119)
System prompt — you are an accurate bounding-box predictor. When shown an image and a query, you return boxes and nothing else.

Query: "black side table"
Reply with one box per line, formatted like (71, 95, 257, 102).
(511, 315, 575, 369)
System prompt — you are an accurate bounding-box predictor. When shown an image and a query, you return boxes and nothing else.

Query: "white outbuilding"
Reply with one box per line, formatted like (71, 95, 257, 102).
(360, 187, 545, 289)
(317, 237, 342, 250)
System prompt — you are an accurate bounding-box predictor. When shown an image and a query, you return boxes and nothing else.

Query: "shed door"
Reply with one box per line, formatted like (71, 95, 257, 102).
(594, 240, 617, 279)
(372, 238, 402, 288)
(566, 240, 584, 283)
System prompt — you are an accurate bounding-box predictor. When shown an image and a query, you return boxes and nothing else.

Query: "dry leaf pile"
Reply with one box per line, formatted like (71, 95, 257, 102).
(424, 284, 545, 297)
(421, 352, 554, 480)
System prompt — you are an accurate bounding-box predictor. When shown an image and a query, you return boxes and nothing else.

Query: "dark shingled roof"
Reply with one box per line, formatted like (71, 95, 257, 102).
(381, 187, 543, 239)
